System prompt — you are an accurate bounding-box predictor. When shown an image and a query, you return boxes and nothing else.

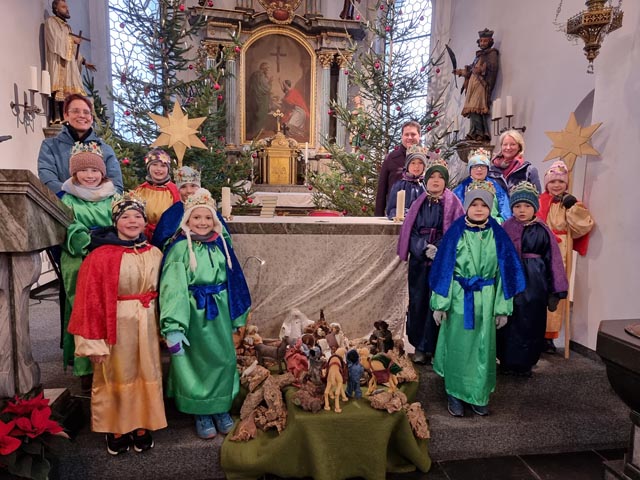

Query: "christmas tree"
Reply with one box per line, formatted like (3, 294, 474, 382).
(309, 0, 455, 215)
(92, 0, 254, 200)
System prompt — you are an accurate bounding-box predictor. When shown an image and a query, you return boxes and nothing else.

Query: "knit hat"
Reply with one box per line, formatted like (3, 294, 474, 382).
(509, 181, 540, 212)
(111, 191, 147, 224)
(467, 148, 491, 174)
(464, 180, 495, 211)
(144, 148, 172, 170)
(404, 145, 428, 170)
(424, 157, 450, 186)
(544, 160, 569, 190)
(69, 142, 106, 177)
(174, 166, 201, 189)
(180, 188, 231, 271)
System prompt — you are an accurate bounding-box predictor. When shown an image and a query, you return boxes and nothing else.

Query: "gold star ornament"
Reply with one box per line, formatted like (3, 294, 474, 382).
(149, 100, 207, 166)
(544, 112, 601, 170)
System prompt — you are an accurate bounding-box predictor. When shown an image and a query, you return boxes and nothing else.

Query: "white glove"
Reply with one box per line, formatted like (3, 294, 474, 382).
(425, 244, 438, 260)
(433, 310, 447, 326)
(495, 315, 508, 329)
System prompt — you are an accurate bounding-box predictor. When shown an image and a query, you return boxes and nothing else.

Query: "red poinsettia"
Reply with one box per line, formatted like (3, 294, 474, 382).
(12, 407, 65, 439)
(0, 420, 21, 456)
(2, 393, 49, 416)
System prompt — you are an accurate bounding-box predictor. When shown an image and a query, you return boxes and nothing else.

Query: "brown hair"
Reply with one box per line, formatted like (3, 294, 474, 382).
(401, 120, 421, 135)
(63, 94, 93, 115)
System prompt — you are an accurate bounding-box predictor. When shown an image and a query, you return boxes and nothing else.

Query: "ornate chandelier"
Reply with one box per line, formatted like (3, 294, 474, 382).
(557, 0, 623, 73)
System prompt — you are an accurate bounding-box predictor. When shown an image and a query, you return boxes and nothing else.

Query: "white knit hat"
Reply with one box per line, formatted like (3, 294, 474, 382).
(180, 188, 231, 271)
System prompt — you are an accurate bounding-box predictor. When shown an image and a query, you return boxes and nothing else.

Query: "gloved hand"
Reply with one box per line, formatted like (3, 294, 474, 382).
(433, 310, 447, 326)
(547, 294, 561, 312)
(562, 193, 578, 210)
(425, 244, 438, 260)
(495, 315, 508, 329)
(166, 331, 190, 356)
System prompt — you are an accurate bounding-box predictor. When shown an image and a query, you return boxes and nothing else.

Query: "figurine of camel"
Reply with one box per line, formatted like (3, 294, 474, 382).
(358, 348, 402, 395)
(324, 347, 348, 413)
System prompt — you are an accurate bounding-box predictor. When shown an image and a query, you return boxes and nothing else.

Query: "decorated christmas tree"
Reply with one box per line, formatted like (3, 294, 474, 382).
(309, 0, 454, 215)
(92, 0, 253, 200)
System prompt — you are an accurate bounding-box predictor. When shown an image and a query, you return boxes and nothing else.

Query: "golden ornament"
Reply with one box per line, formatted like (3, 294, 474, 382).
(543, 112, 601, 170)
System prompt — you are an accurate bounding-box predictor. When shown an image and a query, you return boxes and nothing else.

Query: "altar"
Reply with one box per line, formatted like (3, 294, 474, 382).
(227, 216, 407, 340)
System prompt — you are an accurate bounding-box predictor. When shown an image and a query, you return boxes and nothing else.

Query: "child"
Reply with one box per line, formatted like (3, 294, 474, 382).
(499, 182, 568, 376)
(429, 181, 525, 416)
(59, 142, 116, 389)
(151, 165, 202, 251)
(397, 157, 465, 364)
(385, 145, 428, 219)
(159, 188, 251, 439)
(68, 192, 167, 455)
(134, 148, 180, 241)
(453, 148, 511, 223)
(537, 160, 594, 353)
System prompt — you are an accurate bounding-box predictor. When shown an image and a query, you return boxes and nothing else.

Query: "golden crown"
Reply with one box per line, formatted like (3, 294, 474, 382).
(111, 191, 147, 220)
(406, 145, 429, 156)
(184, 188, 217, 211)
(466, 180, 496, 195)
(509, 181, 539, 196)
(70, 141, 103, 158)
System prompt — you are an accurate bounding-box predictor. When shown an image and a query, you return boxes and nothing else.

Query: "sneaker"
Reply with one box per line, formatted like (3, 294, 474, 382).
(412, 351, 428, 365)
(194, 415, 217, 439)
(132, 429, 154, 453)
(470, 404, 489, 416)
(106, 433, 131, 455)
(212, 412, 234, 434)
(446, 395, 464, 417)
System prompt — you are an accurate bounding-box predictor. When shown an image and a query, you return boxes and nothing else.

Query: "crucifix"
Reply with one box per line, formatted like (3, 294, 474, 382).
(272, 109, 284, 132)
(270, 45, 288, 73)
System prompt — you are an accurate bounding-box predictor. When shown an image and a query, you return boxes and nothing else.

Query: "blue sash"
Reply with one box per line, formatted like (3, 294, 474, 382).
(189, 283, 227, 320)
(454, 275, 495, 329)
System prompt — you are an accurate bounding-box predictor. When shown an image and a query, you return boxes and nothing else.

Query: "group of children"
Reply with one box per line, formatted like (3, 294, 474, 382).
(393, 129, 594, 417)
(59, 143, 251, 454)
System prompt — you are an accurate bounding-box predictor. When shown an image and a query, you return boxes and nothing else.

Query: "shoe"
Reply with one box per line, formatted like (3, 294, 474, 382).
(471, 404, 489, 416)
(412, 351, 428, 365)
(106, 433, 131, 455)
(132, 429, 154, 453)
(543, 339, 557, 354)
(447, 395, 464, 417)
(194, 415, 217, 439)
(212, 412, 234, 434)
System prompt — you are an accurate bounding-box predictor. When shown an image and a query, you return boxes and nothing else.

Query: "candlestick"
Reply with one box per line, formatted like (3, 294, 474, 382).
(41, 70, 51, 96)
(505, 96, 513, 117)
(30, 66, 38, 92)
(396, 190, 406, 221)
(221, 187, 232, 219)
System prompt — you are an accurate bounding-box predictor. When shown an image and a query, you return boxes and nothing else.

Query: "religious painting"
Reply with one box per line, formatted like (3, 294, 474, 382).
(243, 30, 315, 144)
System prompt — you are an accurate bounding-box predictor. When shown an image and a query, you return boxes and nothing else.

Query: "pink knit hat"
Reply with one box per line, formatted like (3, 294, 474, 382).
(544, 160, 569, 190)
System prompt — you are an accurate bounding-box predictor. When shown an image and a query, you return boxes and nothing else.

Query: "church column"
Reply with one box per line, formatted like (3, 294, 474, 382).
(225, 50, 238, 147)
(318, 53, 334, 146)
(336, 54, 351, 148)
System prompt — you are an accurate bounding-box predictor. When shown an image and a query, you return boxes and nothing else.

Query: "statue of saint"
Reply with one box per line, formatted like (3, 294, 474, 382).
(45, 0, 96, 123)
(454, 28, 499, 142)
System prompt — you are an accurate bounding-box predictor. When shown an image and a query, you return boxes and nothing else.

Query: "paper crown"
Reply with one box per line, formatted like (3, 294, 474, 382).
(70, 141, 103, 158)
(173, 166, 201, 188)
(111, 191, 147, 223)
(406, 145, 429, 156)
(466, 179, 496, 195)
(468, 148, 491, 164)
(509, 181, 539, 197)
(509, 181, 540, 211)
(464, 180, 495, 211)
(144, 148, 172, 166)
(183, 187, 217, 212)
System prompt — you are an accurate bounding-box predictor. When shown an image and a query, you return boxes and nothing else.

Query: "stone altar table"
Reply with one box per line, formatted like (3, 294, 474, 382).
(227, 216, 407, 339)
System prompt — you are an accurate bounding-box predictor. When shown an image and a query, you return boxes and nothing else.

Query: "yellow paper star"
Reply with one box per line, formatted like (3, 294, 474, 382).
(149, 100, 207, 166)
(544, 112, 601, 170)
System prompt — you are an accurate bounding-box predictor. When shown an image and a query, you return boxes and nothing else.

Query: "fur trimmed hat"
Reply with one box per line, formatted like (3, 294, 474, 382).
(424, 157, 450, 186)
(180, 188, 231, 271)
(467, 148, 491, 174)
(509, 181, 540, 212)
(174, 166, 201, 189)
(69, 142, 106, 177)
(464, 180, 495, 211)
(404, 145, 429, 170)
(144, 148, 172, 169)
(544, 160, 569, 190)
(111, 191, 147, 224)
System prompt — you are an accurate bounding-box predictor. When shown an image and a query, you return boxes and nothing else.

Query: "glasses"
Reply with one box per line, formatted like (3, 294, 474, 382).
(67, 108, 93, 117)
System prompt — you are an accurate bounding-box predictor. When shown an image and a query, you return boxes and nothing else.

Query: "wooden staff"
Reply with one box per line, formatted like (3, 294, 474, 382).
(563, 170, 575, 359)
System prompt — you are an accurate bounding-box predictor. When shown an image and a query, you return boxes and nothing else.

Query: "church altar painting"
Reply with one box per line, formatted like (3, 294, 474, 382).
(242, 29, 315, 145)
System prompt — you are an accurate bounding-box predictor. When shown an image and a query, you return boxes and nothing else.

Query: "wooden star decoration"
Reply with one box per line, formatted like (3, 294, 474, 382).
(544, 112, 601, 170)
(149, 100, 207, 166)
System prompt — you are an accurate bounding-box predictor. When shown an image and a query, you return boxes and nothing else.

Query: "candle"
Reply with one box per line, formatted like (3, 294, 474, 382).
(221, 187, 232, 218)
(30, 66, 38, 92)
(491, 98, 502, 120)
(453, 116, 459, 132)
(505, 96, 513, 117)
(304, 142, 309, 164)
(41, 70, 51, 96)
(396, 190, 406, 220)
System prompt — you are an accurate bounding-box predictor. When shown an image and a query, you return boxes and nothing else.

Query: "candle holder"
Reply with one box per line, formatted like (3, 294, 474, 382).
(10, 90, 43, 117)
(493, 115, 526, 137)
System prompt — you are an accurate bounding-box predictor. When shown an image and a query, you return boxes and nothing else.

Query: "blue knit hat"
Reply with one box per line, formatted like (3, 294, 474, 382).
(467, 148, 491, 174)
(509, 181, 539, 212)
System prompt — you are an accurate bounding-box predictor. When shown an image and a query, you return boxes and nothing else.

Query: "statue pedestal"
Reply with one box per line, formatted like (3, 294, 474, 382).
(0, 170, 71, 398)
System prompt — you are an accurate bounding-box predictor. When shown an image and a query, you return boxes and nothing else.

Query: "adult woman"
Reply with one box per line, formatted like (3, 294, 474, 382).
(488, 129, 541, 193)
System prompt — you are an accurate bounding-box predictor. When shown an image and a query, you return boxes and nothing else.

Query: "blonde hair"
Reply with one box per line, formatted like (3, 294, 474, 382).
(496, 129, 525, 157)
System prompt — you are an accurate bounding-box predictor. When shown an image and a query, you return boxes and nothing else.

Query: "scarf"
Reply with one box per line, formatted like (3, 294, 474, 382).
(61, 178, 116, 202)
(493, 155, 524, 179)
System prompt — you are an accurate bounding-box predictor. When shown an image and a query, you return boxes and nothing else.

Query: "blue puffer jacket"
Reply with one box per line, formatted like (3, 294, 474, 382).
(37, 125, 123, 194)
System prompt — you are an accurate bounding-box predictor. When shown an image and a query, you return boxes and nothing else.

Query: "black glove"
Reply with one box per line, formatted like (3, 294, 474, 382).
(547, 295, 560, 312)
(562, 194, 578, 210)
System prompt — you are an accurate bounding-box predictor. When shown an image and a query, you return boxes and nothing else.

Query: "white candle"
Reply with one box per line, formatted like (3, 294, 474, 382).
(492, 98, 502, 120)
(505, 96, 513, 117)
(41, 70, 51, 96)
(396, 190, 406, 220)
(453, 116, 459, 132)
(221, 187, 232, 218)
(30, 66, 38, 91)
(304, 142, 309, 164)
